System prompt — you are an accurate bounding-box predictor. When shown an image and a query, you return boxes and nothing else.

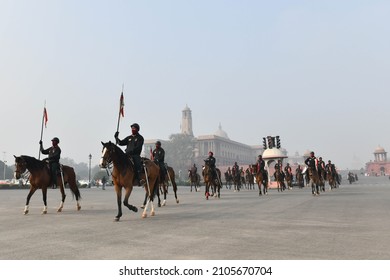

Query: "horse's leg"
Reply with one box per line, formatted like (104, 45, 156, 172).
(173, 182, 179, 204)
(24, 187, 37, 215)
(114, 186, 123, 221)
(41, 187, 48, 214)
(57, 181, 66, 213)
(141, 192, 148, 209)
(123, 186, 138, 213)
(162, 185, 167, 206)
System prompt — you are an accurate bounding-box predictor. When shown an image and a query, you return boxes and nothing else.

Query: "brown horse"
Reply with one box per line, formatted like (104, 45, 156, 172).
(188, 169, 201, 192)
(14, 155, 81, 215)
(307, 167, 320, 195)
(285, 171, 293, 190)
(326, 169, 337, 190)
(296, 171, 304, 188)
(251, 164, 268, 196)
(202, 165, 222, 199)
(99, 141, 159, 220)
(274, 168, 286, 192)
(144, 165, 179, 207)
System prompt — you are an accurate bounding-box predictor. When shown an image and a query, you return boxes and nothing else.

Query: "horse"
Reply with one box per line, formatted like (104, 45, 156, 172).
(285, 171, 293, 190)
(245, 168, 255, 190)
(326, 169, 337, 190)
(202, 165, 222, 199)
(99, 141, 159, 220)
(251, 164, 268, 196)
(274, 168, 286, 192)
(144, 165, 179, 207)
(307, 167, 320, 195)
(296, 172, 304, 188)
(188, 169, 200, 192)
(224, 171, 233, 189)
(14, 155, 81, 215)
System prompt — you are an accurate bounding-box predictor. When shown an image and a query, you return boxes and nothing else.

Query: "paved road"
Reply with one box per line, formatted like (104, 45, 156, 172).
(0, 176, 389, 260)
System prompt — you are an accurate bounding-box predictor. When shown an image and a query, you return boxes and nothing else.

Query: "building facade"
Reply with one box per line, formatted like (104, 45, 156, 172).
(365, 146, 390, 176)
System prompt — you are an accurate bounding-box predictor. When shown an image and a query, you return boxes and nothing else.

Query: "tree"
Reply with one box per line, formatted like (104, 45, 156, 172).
(164, 133, 196, 179)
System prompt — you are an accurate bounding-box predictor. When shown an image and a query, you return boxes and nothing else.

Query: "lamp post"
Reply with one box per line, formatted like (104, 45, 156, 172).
(3, 160, 6, 180)
(3, 152, 6, 180)
(88, 154, 92, 188)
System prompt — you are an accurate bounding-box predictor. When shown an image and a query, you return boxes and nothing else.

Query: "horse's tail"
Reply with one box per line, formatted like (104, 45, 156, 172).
(63, 165, 82, 201)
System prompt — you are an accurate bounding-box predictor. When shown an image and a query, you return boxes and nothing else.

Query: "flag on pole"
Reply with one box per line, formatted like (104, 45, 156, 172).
(150, 146, 154, 160)
(119, 92, 124, 118)
(43, 107, 48, 128)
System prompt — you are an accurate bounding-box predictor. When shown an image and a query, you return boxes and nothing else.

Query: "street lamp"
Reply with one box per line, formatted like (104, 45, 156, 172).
(88, 154, 92, 188)
(3, 152, 6, 180)
(3, 160, 6, 180)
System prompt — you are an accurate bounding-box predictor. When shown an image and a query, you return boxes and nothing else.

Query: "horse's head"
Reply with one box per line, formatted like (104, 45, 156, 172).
(99, 141, 115, 168)
(14, 155, 27, 179)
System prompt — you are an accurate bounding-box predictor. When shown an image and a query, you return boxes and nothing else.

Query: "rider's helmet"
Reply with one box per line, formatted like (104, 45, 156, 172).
(51, 137, 60, 143)
(131, 123, 140, 131)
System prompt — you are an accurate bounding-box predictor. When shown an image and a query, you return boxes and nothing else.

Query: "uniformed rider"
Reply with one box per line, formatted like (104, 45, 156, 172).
(152, 141, 166, 179)
(40, 137, 61, 188)
(115, 123, 144, 185)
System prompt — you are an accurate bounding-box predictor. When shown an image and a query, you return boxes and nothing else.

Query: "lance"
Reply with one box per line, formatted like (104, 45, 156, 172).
(38, 102, 48, 160)
(116, 84, 124, 135)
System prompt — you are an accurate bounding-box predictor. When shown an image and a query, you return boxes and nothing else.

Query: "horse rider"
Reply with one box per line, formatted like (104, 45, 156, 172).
(114, 123, 145, 186)
(295, 165, 303, 180)
(191, 163, 197, 176)
(152, 140, 166, 179)
(326, 160, 340, 185)
(284, 163, 292, 177)
(204, 151, 217, 181)
(317, 156, 326, 180)
(39, 137, 61, 189)
(304, 151, 318, 171)
(232, 161, 240, 180)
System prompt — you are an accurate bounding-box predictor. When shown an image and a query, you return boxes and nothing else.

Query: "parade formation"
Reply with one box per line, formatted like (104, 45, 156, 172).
(12, 92, 343, 221)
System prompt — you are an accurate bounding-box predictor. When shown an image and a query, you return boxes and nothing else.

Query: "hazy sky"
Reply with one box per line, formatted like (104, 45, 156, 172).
(1, 0, 389, 170)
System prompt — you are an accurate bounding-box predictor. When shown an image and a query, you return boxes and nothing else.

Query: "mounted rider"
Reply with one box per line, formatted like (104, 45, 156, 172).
(152, 140, 166, 179)
(204, 151, 217, 181)
(232, 161, 240, 181)
(326, 160, 340, 185)
(304, 151, 318, 171)
(115, 123, 145, 185)
(284, 163, 292, 177)
(40, 137, 61, 189)
(317, 156, 326, 180)
(295, 165, 303, 180)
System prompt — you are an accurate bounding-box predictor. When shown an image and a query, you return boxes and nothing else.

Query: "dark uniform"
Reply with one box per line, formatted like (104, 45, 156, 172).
(115, 123, 144, 183)
(40, 137, 61, 188)
(317, 157, 326, 180)
(304, 152, 317, 170)
(152, 141, 166, 178)
(205, 152, 217, 180)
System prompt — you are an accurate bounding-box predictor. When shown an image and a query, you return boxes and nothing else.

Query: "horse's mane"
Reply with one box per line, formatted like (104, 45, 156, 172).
(20, 155, 46, 169)
(106, 142, 131, 167)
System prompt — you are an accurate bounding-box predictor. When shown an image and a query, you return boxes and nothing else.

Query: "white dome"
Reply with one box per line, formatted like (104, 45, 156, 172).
(262, 148, 288, 159)
(214, 123, 229, 139)
(374, 146, 386, 153)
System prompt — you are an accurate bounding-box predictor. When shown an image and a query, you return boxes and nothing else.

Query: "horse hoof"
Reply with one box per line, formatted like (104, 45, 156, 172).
(140, 205, 145, 209)
(42, 211, 47, 215)
(57, 208, 62, 213)
(142, 213, 147, 218)
(114, 217, 120, 222)
(151, 211, 155, 216)
(162, 201, 166, 207)
(77, 206, 81, 211)
(23, 210, 29, 215)
(176, 200, 179, 204)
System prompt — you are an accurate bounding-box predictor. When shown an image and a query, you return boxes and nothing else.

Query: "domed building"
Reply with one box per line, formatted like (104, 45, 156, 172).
(365, 146, 390, 176)
(144, 105, 263, 173)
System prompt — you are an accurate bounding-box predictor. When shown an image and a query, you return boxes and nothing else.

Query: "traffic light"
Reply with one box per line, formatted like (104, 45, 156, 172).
(276, 136, 281, 149)
(262, 137, 267, 149)
(267, 136, 273, 149)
